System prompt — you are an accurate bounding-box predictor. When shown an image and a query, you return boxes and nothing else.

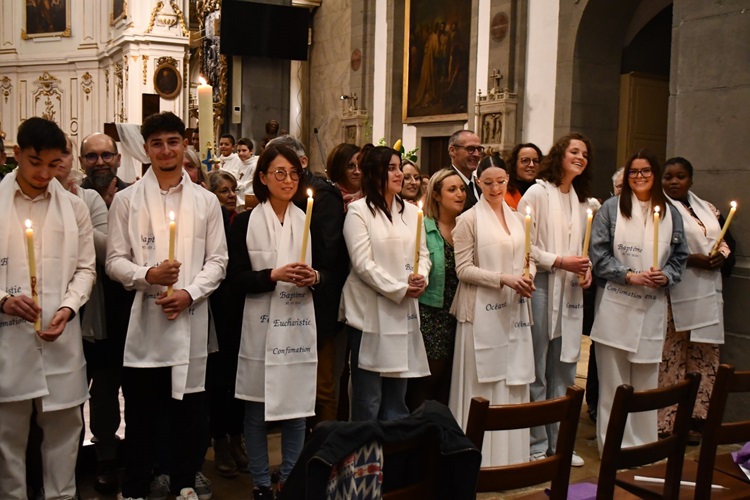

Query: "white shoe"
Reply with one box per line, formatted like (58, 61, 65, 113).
(177, 487, 200, 500)
(118, 494, 146, 500)
(530, 451, 547, 461)
(571, 451, 584, 467)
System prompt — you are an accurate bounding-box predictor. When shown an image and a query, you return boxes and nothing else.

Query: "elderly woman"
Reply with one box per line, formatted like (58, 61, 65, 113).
(590, 149, 688, 453)
(658, 156, 732, 438)
(518, 133, 593, 466)
(449, 155, 536, 466)
(340, 146, 431, 421)
(406, 168, 466, 409)
(208, 170, 239, 226)
(326, 142, 362, 211)
(400, 159, 424, 205)
(505, 143, 543, 209)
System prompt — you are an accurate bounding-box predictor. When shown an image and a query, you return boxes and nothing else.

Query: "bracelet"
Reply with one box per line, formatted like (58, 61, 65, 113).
(499, 273, 504, 287)
(0, 294, 12, 313)
(625, 271, 634, 285)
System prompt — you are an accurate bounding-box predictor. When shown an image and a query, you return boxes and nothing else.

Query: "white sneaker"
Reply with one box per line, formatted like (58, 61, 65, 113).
(177, 487, 200, 500)
(118, 494, 146, 500)
(148, 474, 170, 500)
(571, 451, 584, 467)
(194, 471, 213, 500)
(530, 451, 547, 461)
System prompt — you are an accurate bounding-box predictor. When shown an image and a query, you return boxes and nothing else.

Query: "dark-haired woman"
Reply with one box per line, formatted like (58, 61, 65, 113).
(518, 133, 593, 465)
(326, 142, 362, 211)
(505, 143, 543, 209)
(340, 146, 431, 421)
(590, 149, 688, 453)
(228, 145, 319, 499)
(658, 157, 732, 437)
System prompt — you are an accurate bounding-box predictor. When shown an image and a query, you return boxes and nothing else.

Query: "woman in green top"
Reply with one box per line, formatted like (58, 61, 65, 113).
(407, 168, 466, 409)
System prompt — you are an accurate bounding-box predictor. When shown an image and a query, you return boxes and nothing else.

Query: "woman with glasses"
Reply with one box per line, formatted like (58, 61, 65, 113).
(517, 133, 593, 466)
(228, 145, 319, 499)
(340, 146, 431, 421)
(505, 143, 543, 209)
(589, 149, 688, 453)
(658, 157, 733, 440)
(400, 159, 424, 205)
(449, 155, 536, 466)
(326, 142, 362, 211)
(208, 170, 239, 225)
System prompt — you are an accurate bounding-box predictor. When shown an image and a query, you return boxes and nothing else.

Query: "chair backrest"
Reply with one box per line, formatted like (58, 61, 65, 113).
(597, 372, 701, 500)
(695, 364, 750, 498)
(464, 385, 584, 498)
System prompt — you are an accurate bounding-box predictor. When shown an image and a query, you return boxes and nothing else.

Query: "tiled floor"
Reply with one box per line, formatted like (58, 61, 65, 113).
(75, 337, 739, 499)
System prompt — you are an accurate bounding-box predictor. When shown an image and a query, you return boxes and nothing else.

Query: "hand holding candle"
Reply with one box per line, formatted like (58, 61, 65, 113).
(653, 206, 660, 268)
(300, 189, 314, 262)
(711, 201, 737, 256)
(524, 206, 532, 278)
(25, 220, 42, 331)
(413, 201, 423, 276)
(167, 211, 176, 297)
(579, 208, 593, 285)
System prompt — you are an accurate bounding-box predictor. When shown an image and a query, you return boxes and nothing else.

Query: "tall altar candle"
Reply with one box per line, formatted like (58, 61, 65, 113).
(197, 77, 214, 162)
(25, 220, 41, 331)
(653, 206, 660, 268)
(712, 201, 737, 256)
(167, 211, 176, 297)
(579, 208, 593, 285)
(413, 201, 423, 275)
(524, 206, 532, 278)
(300, 189, 314, 262)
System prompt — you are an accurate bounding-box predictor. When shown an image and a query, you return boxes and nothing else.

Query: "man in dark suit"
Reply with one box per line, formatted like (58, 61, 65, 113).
(448, 129, 484, 211)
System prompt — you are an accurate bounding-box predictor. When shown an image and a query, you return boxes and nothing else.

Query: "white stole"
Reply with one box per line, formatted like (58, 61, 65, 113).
(472, 198, 534, 385)
(0, 173, 89, 410)
(360, 198, 429, 378)
(590, 195, 673, 363)
(234, 201, 317, 421)
(538, 180, 585, 362)
(667, 192, 723, 343)
(123, 168, 208, 399)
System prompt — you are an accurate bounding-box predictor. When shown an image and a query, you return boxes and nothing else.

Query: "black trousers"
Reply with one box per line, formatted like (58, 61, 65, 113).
(121, 367, 205, 497)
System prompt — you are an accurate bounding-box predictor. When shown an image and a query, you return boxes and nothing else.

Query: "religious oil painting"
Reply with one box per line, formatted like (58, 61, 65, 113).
(112, 0, 126, 25)
(23, 0, 71, 39)
(403, 0, 470, 123)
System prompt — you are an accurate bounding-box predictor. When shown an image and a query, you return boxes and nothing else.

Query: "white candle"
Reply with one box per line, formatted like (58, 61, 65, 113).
(197, 77, 214, 163)
(413, 201, 423, 275)
(300, 189, 313, 262)
(712, 201, 737, 256)
(653, 206, 660, 268)
(25, 220, 41, 331)
(524, 206, 531, 278)
(167, 211, 176, 297)
(579, 208, 593, 285)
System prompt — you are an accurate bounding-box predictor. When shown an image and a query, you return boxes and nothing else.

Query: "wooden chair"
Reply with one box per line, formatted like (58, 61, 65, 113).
(596, 372, 701, 499)
(616, 364, 750, 499)
(464, 385, 584, 498)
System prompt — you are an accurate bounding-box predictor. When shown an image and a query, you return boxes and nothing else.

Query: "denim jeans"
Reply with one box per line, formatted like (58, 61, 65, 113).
(347, 326, 409, 422)
(244, 401, 305, 487)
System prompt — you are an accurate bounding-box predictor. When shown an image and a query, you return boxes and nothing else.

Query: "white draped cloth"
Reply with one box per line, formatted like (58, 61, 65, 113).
(115, 123, 149, 183)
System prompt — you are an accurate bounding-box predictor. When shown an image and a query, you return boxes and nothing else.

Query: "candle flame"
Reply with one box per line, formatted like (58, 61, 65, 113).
(169, 211, 175, 222)
(526, 206, 531, 216)
(199, 76, 207, 86)
(654, 206, 660, 214)
(307, 189, 313, 198)
(731, 201, 737, 209)
(418, 200, 423, 210)
(25, 219, 32, 229)
(587, 208, 593, 216)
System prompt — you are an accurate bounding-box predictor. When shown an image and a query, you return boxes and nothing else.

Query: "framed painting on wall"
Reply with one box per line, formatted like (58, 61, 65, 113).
(23, 0, 71, 39)
(403, 0, 471, 123)
(112, 0, 126, 25)
(154, 63, 182, 100)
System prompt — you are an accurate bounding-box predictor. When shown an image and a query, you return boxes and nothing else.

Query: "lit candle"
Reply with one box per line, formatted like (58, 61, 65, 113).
(524, 206, 531, 278)
(300, 189, 314, 262)
(25, 220, 41, 331)
(413, 201, 423, 275)
(167, 211, 176, 297)
(197, 77, 214, 163)
(653, 206, 660, 269)
(579, 208, 593, 285)
(711, 201, 737, 256)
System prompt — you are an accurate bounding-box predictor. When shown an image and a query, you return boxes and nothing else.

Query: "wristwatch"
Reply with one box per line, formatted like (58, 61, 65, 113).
(625, 271, 634, 285)
(0, 294, 12, 313)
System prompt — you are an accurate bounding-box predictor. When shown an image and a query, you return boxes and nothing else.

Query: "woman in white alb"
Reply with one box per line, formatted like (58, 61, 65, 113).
(449, 155, 536, 466)
(340, 145, 431, 422)
(518, 133, 593, 466)
(228, 145, 319, 499)
(589, 149, 688, 453)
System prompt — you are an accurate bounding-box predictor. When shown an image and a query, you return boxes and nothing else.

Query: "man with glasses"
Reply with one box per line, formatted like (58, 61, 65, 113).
(448, 129, 483, 210)
(80, 133, 129, 208)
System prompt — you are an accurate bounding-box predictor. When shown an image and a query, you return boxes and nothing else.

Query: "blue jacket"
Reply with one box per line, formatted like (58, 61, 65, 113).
(419, 217, 446, 308)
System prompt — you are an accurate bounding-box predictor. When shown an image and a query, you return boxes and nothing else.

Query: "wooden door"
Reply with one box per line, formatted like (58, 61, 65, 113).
(617, 72, 669, 167)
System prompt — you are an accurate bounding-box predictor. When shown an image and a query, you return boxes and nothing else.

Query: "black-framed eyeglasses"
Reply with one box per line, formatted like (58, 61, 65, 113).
(83, 152, 117, 164)
(346, 162, 360, 171)
(217, 187, 238, 195)
(272, 169, 302, 181)
(628, 168, 653, 178)
(454, 145, 485, 155)
(519, 157, 540, 167)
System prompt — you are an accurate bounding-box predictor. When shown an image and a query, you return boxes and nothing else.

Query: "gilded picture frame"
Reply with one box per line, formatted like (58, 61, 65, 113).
(23, 0, 72, 39)
(402, 0, 471, 123)
(111, 0, 127, 25)
(154, 63, 182, 100)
